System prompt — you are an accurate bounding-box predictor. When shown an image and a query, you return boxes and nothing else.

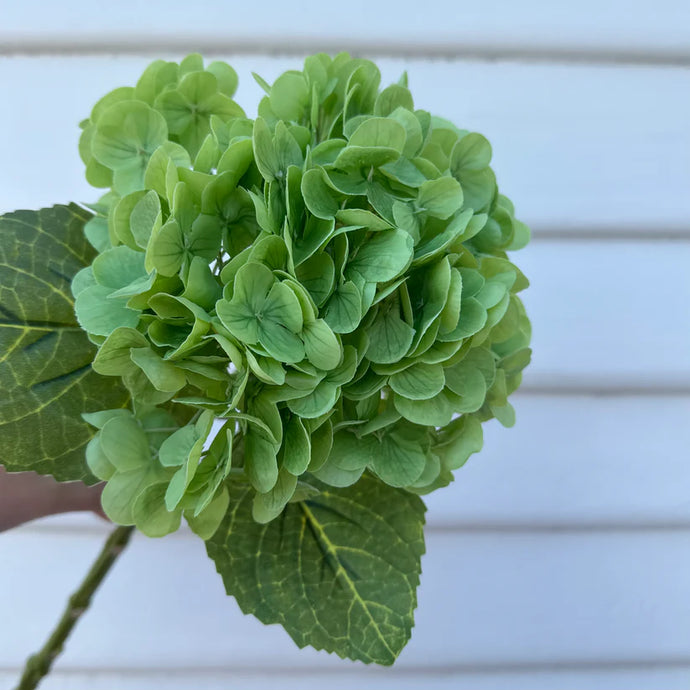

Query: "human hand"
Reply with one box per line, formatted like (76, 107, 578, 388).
(0, 466, 107, 532)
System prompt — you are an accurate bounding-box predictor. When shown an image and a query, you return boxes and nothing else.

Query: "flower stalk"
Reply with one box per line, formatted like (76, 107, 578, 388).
(15, 525, 135, 690)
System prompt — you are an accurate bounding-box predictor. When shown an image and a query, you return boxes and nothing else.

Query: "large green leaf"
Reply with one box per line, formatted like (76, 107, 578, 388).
(0, 205, 129, 481)
(206, 473, 426, 665)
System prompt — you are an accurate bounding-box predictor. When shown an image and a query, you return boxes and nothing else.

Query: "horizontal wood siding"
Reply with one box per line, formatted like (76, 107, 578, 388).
(3, 529, 690, 669)
(1, 1, 690, 60)
(0, 6, 687, 688)
(1, 58, 688, 234)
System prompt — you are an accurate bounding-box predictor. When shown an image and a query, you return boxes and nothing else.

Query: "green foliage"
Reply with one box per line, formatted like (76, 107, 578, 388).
(2, 53, 531, 666)
(207, 473, 425, 665)
(0, 205, 129, 481)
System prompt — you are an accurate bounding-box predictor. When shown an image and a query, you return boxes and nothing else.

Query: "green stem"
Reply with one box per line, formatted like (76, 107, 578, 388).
(15, 525, 135, 690)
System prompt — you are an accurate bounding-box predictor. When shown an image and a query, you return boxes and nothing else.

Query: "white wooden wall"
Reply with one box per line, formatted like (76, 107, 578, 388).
(1, 2, 689, 688)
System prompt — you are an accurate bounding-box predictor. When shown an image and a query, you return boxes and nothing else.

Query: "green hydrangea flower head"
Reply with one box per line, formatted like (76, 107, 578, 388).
(74, 52, 531, 539)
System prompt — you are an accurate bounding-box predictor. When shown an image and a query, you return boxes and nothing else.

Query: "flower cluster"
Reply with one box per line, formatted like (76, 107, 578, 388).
(75, 53, 531, 537)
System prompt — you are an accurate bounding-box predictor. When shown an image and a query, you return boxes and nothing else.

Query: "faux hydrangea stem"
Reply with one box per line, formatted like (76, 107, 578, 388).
(15, 525, 135, 690)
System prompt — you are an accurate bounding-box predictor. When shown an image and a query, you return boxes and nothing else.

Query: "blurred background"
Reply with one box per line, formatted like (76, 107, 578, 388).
(1, 1, 689, 688)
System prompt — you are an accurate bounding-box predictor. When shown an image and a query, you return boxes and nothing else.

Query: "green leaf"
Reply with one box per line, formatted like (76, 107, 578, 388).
(132, 483, 183, 538)
(259, 321, 305, 364)
(295, 253, 335, 307)
(252, 467, 298, 523)
(287, 380, 339, 419)
(500, 347, 532, 378)
(343, 369, 386, 400)
(366, 181, 396, 222)
(327, 169, 368, 196)
(110, 191, 146, 248)
(181, 255, 222, 311)
(85, 434, 116, 481)
(75, 282, 141, 337)
(443, 359, 488, 413)
(274, 121, 304, 173)
(293, 215, 336, 266)
(347, 229, 413, 283)
(92, 101, 168, 194)
(230, 261, 275, 311)
(252, 117, 280, 182)
(83, 213, 110, 252)
(206, 473, 426, 665)
(438, 297, 487, 341)
(335, 117, 406, 170)
(453, 167, 496, 213)
(186, 486, 230, 539)
(246, 350, 285, 385)
(389, 362, 445, 400)
(130, 190, 162, 248)
(355, 401, 400, 437)
(302, 319, 341, 370)
(144, 147, 179, 199)
(344, 62, 381, 119)
(208, 61, 238, 97)
(417, 177, 463, 219)
(334, 145, 400, 171)
(100, 416, 150, 472)
(216, 138, 254, 184)
(252, 71, 272, 95)
(374, 85, 414, 117)
(282, 416, 311, 476)
(0, 205, 129, 481)
(492, 401, 516, 428)
(249, 235, 289, 272)
(308, 418, 333, 472)
(135, 59, 179, 105)
(408, 257, 451, 350)
(101, 465, 162, 524)
(335, 209, 392, 232)
(148, 294, 212, 360)
(164, 413, 215, 510)
(194, 134, 220, 173)
(218, 263, 305, 362)
(263, 281, 303, 333)
(81, 408, 132, 429)
(366, 300, 415, 364)
(216, 299, 260, 345)
(312, 431, 373, 487)
(92, 245, 147, 289)
(244, 425, 279, 493)
(155, 71, 243, 158)
(158, 424, 199, 467)
(91, 327, 147, 376)
(373, 428, 427, 487)
(88, 86, 136, 124)
(434, 415, 484, 470)
(192, 428, 233, 516)
(270, 71, 310, 122)
(438, 268, 463, 335)
(326, 345, 358, 386)
(393, 389, 454, 426)
(412, 209, 473, 267)
(311, 139, 346, 166)
(147, 218, 185, 277)
(450, 132, 492, 171)
(392, 200, 420, 242)
(301, 167, 340, 220)
(323, 281, 362, 334)
(407, 453, 442, 492)
(380, 156, 426, 187)
(389, 107, 423, 158)
(130, 347, 186, 393)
